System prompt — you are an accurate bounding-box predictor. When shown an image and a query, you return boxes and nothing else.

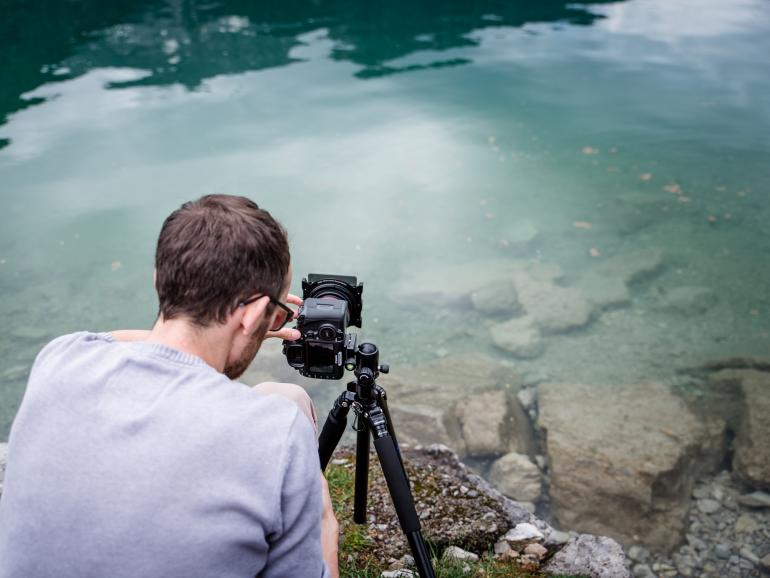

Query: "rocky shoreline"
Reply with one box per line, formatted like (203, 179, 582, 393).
(368, 245, 770, 577)
(328, 443, 631, 578)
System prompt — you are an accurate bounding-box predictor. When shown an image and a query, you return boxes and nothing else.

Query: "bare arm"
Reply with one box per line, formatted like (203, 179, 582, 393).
(320, 474, 340, 578)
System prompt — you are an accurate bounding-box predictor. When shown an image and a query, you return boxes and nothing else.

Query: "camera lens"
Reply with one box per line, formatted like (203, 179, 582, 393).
(319, 325, 336, 340)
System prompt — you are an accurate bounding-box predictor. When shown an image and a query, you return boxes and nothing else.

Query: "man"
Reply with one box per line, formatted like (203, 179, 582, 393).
(0, 195, 339, 578)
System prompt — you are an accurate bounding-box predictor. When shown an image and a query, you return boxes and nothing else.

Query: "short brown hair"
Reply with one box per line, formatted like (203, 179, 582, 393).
(155, 194, 290, 326)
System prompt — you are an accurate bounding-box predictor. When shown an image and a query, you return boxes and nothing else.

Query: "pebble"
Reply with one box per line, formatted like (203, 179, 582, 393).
(714, 543, 731, 559)
(632, 563, 655, 578)
(628, 545, 651, 563)
(442, 545, 479, 562)
(523, 543, 548, 560)
(381, 570, 415, 578)
(494, 540, 512, 556)
(734, 513, 759, 533)
(737, 491, 770, 508)
(739, 547, 759, 565)
(698, 499, 721, 514)
(502, 523, 544, 545)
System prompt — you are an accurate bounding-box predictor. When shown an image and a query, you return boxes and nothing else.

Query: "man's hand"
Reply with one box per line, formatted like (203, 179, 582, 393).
(265, 293, 303, 342)
(319, 473, 339, 578)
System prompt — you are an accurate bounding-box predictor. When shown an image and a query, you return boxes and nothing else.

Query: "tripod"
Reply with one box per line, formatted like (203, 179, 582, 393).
(318, 342, 436, 578)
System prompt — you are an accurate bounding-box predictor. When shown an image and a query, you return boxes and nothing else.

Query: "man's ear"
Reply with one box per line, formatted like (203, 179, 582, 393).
(239, 296, 270, 336)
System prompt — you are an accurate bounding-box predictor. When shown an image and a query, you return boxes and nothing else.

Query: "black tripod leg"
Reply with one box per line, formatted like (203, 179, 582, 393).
(353, 425, 370, 524)
(318, 391, 354, 471)
(377, 388, 405, 468)
(366, 411, 436, 578)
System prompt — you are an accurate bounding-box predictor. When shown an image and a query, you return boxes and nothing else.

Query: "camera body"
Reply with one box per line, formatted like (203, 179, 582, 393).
(283, 274, 363, 380)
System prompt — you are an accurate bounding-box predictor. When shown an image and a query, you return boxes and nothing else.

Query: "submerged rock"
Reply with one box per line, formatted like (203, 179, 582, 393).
(578, 272, 632, 310)
(490, 316, 545, 358)
(379, 355, 521, 456)
(470, 279, 523, 316)
(390, 259, 524, 307)
(511, 272, 595, 334)
(489, 452, 543, 503)
(733, 370, 770, 490)
(451, 390, 513, 456)
(594, 248, 664, 286)
(538, 381, 724, 552)
(655, 286, 717, 316)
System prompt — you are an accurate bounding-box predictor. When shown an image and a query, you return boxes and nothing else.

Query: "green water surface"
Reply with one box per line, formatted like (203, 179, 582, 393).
(1, 0, 769, 439)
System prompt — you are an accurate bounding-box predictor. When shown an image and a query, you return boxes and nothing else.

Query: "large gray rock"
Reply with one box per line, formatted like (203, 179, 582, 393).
(655, 286, 717, 316)
(390, 259, 525, 307)
(449, 388, 536, 458)
(578, 273, 631, 310)
(387, 403, 462, 452)
(489, 452, 543, 502)
(378, 356, 521, 455)
(543, 534, 631, 578)
(470, 279, 522, 316)
(594, 248, 664, 286)
(538, 381, 724, 552)
(512, 273, 595, 334)
(490, 317, 544, 359)
(452, 390, 513, 456)
(733, 370, 770, 489)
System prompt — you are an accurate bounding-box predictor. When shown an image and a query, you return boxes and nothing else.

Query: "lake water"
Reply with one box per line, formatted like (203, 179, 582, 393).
(1, 0, 769, 467)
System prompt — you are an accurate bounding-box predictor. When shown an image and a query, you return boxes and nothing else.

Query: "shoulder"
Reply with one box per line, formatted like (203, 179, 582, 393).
(30, 332, 113, 375)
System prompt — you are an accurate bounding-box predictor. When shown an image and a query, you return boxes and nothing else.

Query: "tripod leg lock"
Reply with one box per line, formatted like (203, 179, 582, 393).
(364, 406, 389, 439)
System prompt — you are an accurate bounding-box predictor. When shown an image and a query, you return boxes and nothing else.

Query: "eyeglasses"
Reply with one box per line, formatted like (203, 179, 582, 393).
(237, 294, 294, 332)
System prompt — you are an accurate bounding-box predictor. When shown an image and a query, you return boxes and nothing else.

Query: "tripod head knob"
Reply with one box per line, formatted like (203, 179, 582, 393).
(379, 364, 389, 374)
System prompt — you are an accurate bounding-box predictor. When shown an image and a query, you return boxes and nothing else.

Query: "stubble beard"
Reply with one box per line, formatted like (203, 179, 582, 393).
(223, 317, 270, 380)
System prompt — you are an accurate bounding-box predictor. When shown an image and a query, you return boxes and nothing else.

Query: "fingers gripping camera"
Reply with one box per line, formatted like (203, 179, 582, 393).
(282, 274, 363, 380)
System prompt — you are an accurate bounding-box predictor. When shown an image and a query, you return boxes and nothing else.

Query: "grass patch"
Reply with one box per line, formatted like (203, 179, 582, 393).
(326, 461, 571, 578)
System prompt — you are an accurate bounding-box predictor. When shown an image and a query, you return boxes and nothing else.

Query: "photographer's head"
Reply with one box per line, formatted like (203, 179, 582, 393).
(154, 194, 292, 379)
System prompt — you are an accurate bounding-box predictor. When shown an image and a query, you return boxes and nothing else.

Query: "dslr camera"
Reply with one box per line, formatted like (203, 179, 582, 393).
(282, 274, 363, 380)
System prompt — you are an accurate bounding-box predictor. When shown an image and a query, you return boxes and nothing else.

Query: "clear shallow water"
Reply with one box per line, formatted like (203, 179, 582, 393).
(1, 0, 770, 439)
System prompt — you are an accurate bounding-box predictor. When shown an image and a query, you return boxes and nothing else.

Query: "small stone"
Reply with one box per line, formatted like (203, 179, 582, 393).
(632, 563, 655, 578)
(697, 499, 721, 514)
(381, 570, 415, 578)
(739, 548, 759, 565)
(715, 543, 731, 559)
(737, 491, 770, 508)
(517, 553, 541, 572)
(628, 545, 651, 563)
(523, 543, 548, 560)
(442, 546, 479, 562)
(685, 534, 706, 551)
(760, 554, 770, 571)
(502, 523, 544, 546)
(692, 486, 709, 500)
(516, 387, 537, 411)
(494, 541, 512, 556)
(734, 513, 759, 533)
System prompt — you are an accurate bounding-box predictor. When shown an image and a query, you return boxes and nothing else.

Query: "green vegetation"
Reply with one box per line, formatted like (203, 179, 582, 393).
(326, 462, 577, 578)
